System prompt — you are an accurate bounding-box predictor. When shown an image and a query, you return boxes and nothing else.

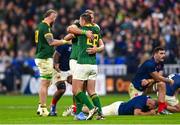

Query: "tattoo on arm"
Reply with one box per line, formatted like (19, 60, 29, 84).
(44, 33, 54, 43)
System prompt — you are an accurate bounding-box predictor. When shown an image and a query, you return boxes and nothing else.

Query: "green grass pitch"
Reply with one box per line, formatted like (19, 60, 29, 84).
(0, 94, 180, 124)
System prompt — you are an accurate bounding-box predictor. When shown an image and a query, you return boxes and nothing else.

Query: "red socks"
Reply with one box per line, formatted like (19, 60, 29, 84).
(158, 102, 167, 113)
(51, 98, 58, 106)
(72, 104, 77, 113)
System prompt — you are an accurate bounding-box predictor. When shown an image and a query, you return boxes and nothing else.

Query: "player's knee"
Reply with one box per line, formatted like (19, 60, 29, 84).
(56, 81, 66, 93)
(87, 89, 95, 96)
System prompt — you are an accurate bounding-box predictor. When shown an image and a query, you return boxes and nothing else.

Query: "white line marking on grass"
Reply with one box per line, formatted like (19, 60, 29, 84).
(0, 106, 35, 109)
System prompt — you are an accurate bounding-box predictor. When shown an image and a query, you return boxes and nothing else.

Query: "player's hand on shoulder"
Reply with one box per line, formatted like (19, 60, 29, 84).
(53, 63, 61, 72)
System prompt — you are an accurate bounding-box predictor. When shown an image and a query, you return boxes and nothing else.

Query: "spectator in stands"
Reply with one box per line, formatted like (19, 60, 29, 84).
(2, 58, 21, 93)
(0, 0, 179, 93)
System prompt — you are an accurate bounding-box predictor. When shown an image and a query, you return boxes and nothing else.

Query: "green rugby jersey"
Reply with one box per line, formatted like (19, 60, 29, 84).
(70, 36, 79, 60)
(35, 21, 54, 59)
(77, 24, 101, 64)
(70, 22, 81, 60)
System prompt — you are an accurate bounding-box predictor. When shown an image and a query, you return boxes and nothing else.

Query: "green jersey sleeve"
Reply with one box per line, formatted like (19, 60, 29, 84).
(43, 25, 53, 39)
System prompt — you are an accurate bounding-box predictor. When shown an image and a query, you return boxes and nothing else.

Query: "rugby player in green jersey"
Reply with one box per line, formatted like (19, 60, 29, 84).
(67, 13, 104, 120)
(66, 11, 104, 120)
(84, 11, 105, 120)
(35, 9, 72, 116)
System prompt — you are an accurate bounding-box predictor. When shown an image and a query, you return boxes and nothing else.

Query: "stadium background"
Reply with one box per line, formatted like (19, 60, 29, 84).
(0, 0, 180, 124)
(0, 0, 179, 94)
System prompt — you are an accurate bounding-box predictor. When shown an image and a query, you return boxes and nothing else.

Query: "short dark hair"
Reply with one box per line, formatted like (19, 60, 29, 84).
(44, 9, 57, 18)
(153, 46, 165, 55)
(80, 13, 92, 23)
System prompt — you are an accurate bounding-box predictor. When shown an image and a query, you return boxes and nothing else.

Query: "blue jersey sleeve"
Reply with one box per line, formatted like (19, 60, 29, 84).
(56, 46, 64, 55)
(146, 61, 156, 74)
(174, 74, 180, 88)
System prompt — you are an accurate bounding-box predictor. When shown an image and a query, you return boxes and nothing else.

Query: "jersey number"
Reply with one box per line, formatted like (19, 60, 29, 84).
(35, 30, 39, 43)
(87, 34, 98, 46)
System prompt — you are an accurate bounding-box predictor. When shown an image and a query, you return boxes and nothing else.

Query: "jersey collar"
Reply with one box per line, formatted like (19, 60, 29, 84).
(84, 23, 93, 27)
(42, 20, 50, 26)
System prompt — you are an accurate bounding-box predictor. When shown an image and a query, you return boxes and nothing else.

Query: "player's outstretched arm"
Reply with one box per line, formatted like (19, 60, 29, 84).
(150, 72, 174, 84)
(134, 109, 156, 115)
(64, 33, 75, 41)
(44, 33, 70, 46)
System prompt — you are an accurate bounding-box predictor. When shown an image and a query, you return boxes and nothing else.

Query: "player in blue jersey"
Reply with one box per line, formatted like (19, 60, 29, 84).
(49, 44, 72, 116)
(83, 95, 157, 116)
(129, 47, 174, 114)
(165, 73, 180, 112)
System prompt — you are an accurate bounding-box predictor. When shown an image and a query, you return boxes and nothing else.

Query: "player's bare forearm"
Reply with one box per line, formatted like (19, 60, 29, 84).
(150, 72, 174, 84)
(134, 109, 156, 115)
(67, 25, 81, 35)
(64, 34, 75, 41)
(97, 39, 104, 53)
(50, 39, 69, 46)
(67, 25, 93, 40)
(45, 33, 69, 46)
(141, 79, 155, 87)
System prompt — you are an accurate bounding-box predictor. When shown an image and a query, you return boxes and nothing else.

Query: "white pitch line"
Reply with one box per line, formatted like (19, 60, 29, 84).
(0, 106, 36, 109)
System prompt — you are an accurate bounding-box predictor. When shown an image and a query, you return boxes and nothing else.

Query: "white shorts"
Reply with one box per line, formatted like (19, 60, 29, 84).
(102, 101, 123, 116)
(73, 64, 97, 80)
(35, 58, 53, 80)
(52, 70, 71, 84)
(69, 59, 77, 76)
(165, 95, 179, 106)
(129, 83, 143, 99)
(129, 82, 159, 99)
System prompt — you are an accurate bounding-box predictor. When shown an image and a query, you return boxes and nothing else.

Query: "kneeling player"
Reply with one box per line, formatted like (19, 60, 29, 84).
(49, 44, 72, 116)
(129, 47, 174, 114)
(165, 74, 180, 112)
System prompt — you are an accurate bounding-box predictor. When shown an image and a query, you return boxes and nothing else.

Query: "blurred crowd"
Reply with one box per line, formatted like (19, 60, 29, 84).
(0, 0, 179, 93)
